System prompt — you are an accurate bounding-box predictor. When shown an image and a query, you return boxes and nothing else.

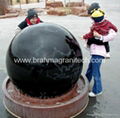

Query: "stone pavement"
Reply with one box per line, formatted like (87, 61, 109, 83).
(0, 0, 120, 117)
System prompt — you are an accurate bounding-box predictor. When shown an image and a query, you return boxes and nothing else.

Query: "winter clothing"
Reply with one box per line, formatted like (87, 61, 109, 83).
(91, 9, 105, 22)
(87, 38, 110, 52)
(83, 19, 118, 53)
(88, 29, 117, 57)
(87, 2, 100, 15)
(18, 18, 42, 30)
(17, 9, 43, 30)
(83, 20, 118, 39)
(26, 18, 41, 25)
(91, 9, 104, 18)
(85, 29, 117, 96)
(27, 9, 38, 20)
(83, 8, 117, 96)
(92, 16, 104, 23)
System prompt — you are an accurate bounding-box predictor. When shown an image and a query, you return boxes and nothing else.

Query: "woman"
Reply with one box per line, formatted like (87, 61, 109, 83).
(16, 9, 43, 35)
(82, 10, 117, 97)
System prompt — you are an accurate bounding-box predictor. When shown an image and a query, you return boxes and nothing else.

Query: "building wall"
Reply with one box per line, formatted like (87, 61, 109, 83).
(11, 0, 83, 5)
(10, 0, 41, 5)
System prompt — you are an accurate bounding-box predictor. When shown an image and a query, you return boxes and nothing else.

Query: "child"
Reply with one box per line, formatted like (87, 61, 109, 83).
(83, 9, 118, 58)
(16, 9, 43, 35)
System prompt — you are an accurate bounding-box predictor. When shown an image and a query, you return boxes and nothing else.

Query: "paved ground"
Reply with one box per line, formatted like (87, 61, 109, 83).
(0, 0, 120, 118)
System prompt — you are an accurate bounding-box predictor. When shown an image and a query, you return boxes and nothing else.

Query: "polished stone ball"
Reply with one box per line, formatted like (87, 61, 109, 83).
(6, 23, 83, 97)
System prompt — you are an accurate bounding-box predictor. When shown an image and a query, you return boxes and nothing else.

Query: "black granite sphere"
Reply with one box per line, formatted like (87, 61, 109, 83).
(6, 23, 83, 97)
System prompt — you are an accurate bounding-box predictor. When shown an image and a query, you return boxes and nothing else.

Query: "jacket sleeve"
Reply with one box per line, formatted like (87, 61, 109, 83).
(83, 26, 94, 39)
(83, 31, 94, 39)
(109, 21, 118, 32)
(18, 20, 27, 30)
(103, 29, 117, 42)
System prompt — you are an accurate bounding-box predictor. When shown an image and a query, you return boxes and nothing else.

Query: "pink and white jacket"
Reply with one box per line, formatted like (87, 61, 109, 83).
(89, 29, 117, 57)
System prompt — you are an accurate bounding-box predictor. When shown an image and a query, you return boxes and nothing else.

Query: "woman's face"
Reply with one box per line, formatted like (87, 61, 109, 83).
(30, 17, 38, 24)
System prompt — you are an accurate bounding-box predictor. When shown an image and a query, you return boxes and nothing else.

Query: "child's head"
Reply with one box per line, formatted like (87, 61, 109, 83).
(27, 9, 38, 24)
(88, 2, 100, 15)
(91, 9, 105, 23)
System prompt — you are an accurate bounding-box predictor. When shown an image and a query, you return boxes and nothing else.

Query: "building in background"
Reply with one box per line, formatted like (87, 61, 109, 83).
(9, 0, 42, 5)
(9, 0, 84, 5)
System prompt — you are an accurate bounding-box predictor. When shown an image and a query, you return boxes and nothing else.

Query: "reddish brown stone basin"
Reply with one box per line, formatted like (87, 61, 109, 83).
(2, 76, 89, 118)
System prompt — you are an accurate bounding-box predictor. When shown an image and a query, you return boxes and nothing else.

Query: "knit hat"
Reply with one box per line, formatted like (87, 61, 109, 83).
(91, 9, 105, 22)
(88, 2, 100, 15)
(27, 9, 38, 19)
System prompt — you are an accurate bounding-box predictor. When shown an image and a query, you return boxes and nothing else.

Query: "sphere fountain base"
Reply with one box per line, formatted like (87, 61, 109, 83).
(2, 76, 89, 118)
